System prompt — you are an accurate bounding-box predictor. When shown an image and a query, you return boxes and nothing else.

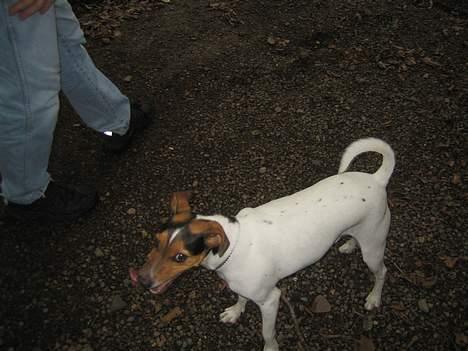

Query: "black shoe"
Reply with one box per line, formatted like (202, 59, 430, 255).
(5, 182, 97, 222)
(103, 102, 154, 153)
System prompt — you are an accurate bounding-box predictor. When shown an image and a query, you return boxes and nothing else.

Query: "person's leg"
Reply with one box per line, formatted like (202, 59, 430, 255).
(54, 0, 130, 134)
(0, 0, 60, 205)
(0, 1, 97, 221)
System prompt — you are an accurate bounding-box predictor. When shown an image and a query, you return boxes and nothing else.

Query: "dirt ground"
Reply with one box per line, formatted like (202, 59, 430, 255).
(0, 0, 467, 350)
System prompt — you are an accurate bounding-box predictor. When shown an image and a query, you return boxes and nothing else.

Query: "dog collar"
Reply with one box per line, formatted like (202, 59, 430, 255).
(214, 224, 239, 271)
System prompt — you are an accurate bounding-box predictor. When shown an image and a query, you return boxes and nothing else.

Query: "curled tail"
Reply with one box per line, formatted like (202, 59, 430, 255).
(338, 138, 395, 186)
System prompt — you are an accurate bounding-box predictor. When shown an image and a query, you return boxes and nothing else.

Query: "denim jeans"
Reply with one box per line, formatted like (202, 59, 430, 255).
(0, 0, 130, 204)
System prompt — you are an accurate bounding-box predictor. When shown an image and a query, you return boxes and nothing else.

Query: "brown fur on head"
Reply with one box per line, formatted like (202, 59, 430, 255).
(130, 192, 230, 294)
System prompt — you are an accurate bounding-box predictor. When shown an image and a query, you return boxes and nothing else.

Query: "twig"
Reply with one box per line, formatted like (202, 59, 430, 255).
(386, 250, 417, 285)
(280, 291, 307, 351)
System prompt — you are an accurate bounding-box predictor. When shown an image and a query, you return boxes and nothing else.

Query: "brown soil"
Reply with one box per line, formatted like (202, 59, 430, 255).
(0, 1, 466, 350)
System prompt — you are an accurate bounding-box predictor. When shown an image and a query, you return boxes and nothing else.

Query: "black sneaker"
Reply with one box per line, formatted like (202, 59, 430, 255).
(103, 102, 154, 153)
(5, 181, 97, 222)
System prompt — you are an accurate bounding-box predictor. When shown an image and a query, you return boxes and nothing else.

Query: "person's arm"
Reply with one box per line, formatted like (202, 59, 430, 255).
(9, 0, 55, 21)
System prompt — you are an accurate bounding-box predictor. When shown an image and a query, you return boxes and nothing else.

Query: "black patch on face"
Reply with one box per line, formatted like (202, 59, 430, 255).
(362, 198, 366, 202)
(179, 227, 207, 256)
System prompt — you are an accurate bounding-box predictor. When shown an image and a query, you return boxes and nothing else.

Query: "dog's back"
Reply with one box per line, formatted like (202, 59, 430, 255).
(234, 138, 395, 279)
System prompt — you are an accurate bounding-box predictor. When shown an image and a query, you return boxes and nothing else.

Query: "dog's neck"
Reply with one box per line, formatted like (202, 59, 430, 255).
(199, 214, 240, 271)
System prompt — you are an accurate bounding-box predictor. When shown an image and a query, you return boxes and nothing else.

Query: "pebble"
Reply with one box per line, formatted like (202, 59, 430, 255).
(94, 248, 104, 257)
(110, 295, 127, 312)
(418, 298, 430, 313)
(259, 167, 267, 174)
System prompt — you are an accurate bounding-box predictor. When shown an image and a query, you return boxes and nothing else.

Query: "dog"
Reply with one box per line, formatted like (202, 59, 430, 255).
(129, 137, 395, 351)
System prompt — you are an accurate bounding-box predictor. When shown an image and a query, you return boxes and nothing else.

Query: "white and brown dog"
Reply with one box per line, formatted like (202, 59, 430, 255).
(130, 137, 395, 351)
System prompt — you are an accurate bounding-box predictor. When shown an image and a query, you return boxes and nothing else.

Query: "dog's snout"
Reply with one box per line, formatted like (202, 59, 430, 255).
(129, 268, 154, 289)
(137, 273, 154, 289)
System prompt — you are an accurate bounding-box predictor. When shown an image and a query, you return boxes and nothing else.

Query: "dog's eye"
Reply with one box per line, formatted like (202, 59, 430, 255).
(174, 253, 187, 263)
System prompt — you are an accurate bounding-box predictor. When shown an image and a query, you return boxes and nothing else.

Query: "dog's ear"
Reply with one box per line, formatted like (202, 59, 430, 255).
(188, 219, 230, 257)
(169, 191, 193, 224)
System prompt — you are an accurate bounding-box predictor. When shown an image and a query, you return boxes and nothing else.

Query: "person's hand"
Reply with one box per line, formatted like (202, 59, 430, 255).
(9, 0, 55, 21)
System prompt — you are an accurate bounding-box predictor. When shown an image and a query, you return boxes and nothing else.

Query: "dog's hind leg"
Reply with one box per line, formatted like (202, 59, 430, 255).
(220, 295, 247, 324)
(358, 211, 390, 310)
(362, 248, 387, 310)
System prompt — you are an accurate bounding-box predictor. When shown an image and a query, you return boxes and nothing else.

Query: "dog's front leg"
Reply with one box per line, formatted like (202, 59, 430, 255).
(220, 295, 247, 323)
(256, 287, 281, 351)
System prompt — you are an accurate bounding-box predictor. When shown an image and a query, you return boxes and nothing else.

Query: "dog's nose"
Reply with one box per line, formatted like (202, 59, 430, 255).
(137, 273, 154, 289)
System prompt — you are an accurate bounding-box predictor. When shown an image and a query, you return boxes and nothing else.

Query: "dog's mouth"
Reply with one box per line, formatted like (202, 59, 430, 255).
(149, 278, 175, 294)
(129, 267, 180, 295)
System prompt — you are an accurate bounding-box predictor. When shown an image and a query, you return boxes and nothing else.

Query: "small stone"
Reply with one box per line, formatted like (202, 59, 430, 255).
(110, 295, 127, 312)
(259, 167, 267, 174)
(267, 36, 276, 45)
(123, 75, 133, 82)
(274, 106, 282, 113)
(310, 295, 331, 313)
(94, 248, 104, 257)
(418, 298, 430, 312)
(127, 208, 137, 215)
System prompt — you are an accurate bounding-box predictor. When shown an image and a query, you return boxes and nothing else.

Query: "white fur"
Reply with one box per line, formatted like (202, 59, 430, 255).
(201, 138, 394, 351)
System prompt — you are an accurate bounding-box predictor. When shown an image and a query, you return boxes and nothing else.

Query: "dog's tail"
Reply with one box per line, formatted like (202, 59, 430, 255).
(338, 138, 395, 186)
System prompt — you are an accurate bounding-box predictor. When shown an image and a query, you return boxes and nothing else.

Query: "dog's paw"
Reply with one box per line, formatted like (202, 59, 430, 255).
(364, 292, 381, 310)
(220, 304, 244, 324)
(263, 340, 279, 351)
(339, 238, 357, 254)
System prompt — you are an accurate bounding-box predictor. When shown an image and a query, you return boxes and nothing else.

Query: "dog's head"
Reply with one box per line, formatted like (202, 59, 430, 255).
(129, 192, 230, 294)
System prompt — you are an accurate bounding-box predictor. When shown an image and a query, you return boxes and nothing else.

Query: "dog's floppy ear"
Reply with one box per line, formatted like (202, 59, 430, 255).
(188, 219, 230, 257)
(169, 191, 193, 225)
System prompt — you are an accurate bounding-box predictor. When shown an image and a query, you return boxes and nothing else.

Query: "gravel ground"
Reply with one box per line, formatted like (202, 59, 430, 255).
(0, 1, 466, 350)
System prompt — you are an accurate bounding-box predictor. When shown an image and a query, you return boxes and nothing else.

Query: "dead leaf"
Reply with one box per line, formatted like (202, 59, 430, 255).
(310, 295, 331, 313)
(161, 307, 183, 323)
(451, 174, 461, 185)
(357, 335, 375, 351)
(440, 255, 459, 269)
(422, 56, 441, 67)
(390, 303, 406, 311)
(455, 333, 468, 346)
(406, 261, 438, 288)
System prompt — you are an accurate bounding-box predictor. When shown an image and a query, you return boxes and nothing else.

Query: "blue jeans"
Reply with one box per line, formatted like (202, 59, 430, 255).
(0, 0, 130, 204)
